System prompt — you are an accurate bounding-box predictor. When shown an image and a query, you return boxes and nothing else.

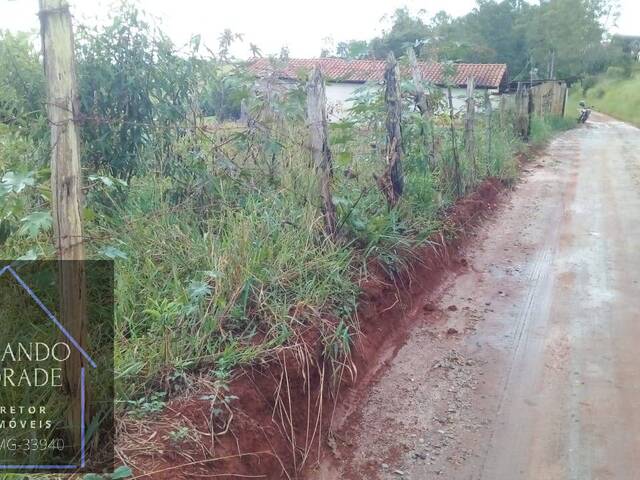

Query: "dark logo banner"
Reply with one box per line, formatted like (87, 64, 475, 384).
(0, 260, 114, 474)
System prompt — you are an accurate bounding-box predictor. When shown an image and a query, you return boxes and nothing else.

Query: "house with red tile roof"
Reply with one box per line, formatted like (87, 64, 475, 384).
(248, 57, 508, 120)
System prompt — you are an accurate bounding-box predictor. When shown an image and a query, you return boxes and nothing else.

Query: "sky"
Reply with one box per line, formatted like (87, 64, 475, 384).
(1, 0, 638, 58)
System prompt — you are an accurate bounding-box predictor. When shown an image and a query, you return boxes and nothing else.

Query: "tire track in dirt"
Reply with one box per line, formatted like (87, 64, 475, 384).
(313, 113, 640, 480)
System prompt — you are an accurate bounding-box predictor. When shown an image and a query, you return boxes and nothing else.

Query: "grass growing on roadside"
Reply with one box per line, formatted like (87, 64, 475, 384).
(530, 115, 576, 146)
(1, 110, 573, 404)
(0, 88, 576, 409)
(109, 181, 361, 398)
(568, 66, 640, 127)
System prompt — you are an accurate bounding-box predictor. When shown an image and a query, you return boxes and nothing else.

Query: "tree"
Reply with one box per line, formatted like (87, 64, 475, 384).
(370, 8, 431, 59)
(524, 0, 609, 79)
(334, 0, 619, 80)
(218, 29, 243, 61)
(0, 31, 45, 125)
(335, 40, 370, 59)
(76, 3, 202, 176)
(462, 0, 530, 74)
(421, 11, 489, 62)
(249, 42, 262, 58)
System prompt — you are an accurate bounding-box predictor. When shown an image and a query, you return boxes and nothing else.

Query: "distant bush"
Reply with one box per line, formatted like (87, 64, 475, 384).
(0, 31, 45, 124)
(530, 115, 575, 146)
(581, 75, 597, 94)
(606, 66, 630, 79)
(76, 4, 204, 178)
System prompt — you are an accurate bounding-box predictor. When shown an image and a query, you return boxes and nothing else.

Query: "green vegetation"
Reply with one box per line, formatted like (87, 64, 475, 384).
(568, 66, 640, 126)
(331, 0, 619, 81)
(0, 3, 574, 416)
(530, 115, 576, 146)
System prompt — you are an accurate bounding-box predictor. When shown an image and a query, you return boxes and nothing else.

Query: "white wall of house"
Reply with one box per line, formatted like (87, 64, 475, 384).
(448, 88, 502, 111)
(325, 82, 500, 121)
(325, 83, 362, 121)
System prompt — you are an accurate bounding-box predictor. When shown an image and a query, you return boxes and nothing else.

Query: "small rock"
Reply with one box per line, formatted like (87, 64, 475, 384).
(446, 327, 459, 335)
(393, 470, 405, 476)
(447, 305, 458, 311)
(381, 463, 389, 469)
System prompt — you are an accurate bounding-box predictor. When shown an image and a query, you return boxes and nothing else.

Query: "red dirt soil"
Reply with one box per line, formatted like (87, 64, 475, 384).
(119, 177, 506, 480)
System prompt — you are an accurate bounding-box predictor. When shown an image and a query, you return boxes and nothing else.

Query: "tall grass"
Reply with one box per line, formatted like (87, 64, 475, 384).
(0, 98, 573, 405)
(530, 115, 576, 146)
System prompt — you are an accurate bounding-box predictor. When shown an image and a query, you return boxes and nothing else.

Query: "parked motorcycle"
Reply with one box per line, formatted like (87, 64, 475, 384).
(578, 101, 591, 123)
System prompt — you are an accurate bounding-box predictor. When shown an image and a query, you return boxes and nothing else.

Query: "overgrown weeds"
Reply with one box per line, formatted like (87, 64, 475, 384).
(0, 3, 573, 434)
(530, 115, 576, 146)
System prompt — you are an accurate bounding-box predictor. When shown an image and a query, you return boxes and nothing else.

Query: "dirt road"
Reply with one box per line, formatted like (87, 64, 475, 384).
(315, 113, 640, 480)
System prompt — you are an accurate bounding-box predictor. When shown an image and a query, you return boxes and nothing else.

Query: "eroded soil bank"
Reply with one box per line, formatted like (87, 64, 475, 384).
(313, 113, 640, 480)
(119, 172, 509, 478)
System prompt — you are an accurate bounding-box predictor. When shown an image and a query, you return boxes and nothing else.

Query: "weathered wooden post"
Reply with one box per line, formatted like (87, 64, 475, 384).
(484, 90, 493, 175)
(408, 48, 436, 170)
(307, 66, 337, 239)
(464, 76, 476, 178)
(408, 48, 428, 116)
(447, 86, 463, 196)
(548, 49, 556, 80)
(561, 82, 568, 117)
(383, 52, 404, 204)
(515, 85, 531, 140)
(239, 98, 249, 125)
(39, 0, 87, 450)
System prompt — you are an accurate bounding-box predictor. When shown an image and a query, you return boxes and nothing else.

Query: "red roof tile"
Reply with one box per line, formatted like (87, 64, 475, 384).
(247, 58, 508, 89)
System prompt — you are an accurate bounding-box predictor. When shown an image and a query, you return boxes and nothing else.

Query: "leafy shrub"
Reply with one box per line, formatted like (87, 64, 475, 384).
(0, 31, 45, 126)
(581, 75, 597, 94)
(606, 66, 629, 79)
(530, 115, 574, 146)
(76, 4, 202, 178)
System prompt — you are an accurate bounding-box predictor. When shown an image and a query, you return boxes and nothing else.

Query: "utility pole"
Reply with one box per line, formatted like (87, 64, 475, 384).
(39, 0, 87, 451)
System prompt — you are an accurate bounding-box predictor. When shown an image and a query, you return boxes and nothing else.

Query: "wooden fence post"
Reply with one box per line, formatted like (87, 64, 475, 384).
(498, 95, 507, 128)
(39, 0, 87, 450)
(464, 76, 476, 178)
(515, 85, 530, 140)
(306, 66, 337, 239)
(484, 90, 493, 175)
(408, 48, 436, 169)
(239, 98, 249, 125)
(382, 52, 404, 205)
(408, 48, 429, 115)
(447, 86, 463, 196)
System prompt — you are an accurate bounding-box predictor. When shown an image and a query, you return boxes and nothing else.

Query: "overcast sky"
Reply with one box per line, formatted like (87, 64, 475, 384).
(1, 0, 637, 58)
